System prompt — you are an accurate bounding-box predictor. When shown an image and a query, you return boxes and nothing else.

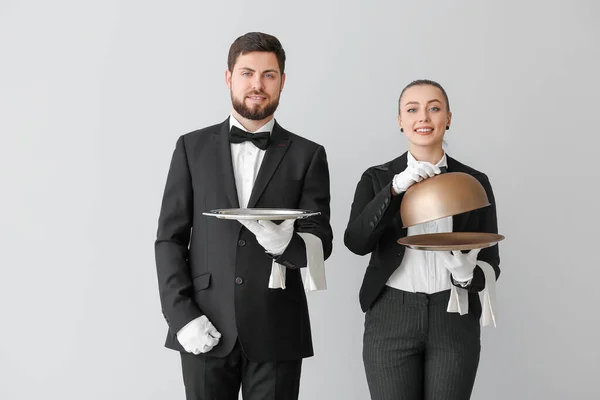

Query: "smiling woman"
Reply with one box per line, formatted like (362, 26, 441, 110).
(344, 79, 501, 400)
(397, 80, 451, 164)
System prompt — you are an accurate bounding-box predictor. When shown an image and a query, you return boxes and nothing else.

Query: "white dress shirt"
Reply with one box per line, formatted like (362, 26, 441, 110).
(229, 114, 327, 291)
(386, 152, 453, 294)
(229, 115, 274, 208)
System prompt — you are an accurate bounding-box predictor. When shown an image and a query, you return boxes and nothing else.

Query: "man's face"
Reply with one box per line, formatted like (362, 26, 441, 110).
(225, 51, 285, 121)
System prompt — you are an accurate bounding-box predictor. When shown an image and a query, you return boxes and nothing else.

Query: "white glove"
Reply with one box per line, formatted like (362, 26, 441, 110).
(438, 248, 481, 282)
(239, 219, 295, 255)
(176, 315, 222, 355)
(392, 162, 441, 194)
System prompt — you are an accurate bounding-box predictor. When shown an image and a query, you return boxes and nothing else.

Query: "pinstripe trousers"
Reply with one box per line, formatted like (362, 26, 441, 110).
(363, 287, 481, 400)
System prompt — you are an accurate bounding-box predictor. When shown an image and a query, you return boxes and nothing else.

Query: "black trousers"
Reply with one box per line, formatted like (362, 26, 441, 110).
(180, 340, 302, 400)
(363, 287, 481, 400)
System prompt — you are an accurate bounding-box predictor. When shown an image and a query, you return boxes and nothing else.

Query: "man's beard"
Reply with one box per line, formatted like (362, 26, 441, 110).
(231, 90, 280, 121)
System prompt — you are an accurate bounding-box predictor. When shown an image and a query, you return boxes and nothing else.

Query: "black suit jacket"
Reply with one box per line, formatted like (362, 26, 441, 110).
(155, 118, 333, 361)
(344, 152, 500, 313)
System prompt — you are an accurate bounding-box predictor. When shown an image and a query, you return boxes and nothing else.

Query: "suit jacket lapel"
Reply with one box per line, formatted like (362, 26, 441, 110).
(247, 121, 291, 208)
(217, 118, 240, 208)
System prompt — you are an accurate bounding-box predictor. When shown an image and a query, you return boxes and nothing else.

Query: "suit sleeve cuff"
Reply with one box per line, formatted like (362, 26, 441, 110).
(450, 266, 485, 292)
(270, 233, 307, 269)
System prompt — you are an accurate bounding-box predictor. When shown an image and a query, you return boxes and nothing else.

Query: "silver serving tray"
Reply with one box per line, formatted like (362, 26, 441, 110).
(202, 208, 321, 221)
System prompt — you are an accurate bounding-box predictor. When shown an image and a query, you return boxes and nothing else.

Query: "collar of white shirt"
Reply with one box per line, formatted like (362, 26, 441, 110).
(229, 113, 275, 134)
(407, 151, 448, 169)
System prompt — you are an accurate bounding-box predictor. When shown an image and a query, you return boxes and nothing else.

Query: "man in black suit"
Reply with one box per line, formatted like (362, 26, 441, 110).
(154, 32, 333, 400)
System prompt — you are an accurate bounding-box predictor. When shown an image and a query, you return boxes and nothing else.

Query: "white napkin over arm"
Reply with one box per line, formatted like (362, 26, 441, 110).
(447, 259, 498, 327)
(268, 232, 327, 291)
(477, 260, 498, 327)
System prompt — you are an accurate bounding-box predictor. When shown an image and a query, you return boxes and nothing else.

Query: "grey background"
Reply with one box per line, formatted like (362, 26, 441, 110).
(1, 0, 599, 399)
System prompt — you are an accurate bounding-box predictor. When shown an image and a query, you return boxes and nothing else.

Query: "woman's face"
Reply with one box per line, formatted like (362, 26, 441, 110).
(398, 85, 451, 149)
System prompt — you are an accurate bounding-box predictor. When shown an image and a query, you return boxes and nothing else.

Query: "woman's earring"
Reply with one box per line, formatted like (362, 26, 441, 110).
(400, 128, 404, 132)
(446, 125, 450, 130)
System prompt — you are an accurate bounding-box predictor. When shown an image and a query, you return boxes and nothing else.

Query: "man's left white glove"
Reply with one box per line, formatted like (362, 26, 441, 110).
(438, 248, 481, 283)
(176, 315, 222, 355)
(239, 219, 295, 256)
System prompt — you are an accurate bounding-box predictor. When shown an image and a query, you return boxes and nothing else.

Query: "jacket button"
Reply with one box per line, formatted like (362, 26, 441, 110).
(369, 221, 375, 228)
(235, 277, 244, 285)
(238, 239, 246, 247)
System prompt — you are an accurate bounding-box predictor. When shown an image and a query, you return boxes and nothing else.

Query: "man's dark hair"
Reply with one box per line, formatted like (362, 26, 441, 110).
(228, 32, 286, 74)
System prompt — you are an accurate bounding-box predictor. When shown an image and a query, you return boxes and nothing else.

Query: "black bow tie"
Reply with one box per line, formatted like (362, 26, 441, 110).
(229, 125, 271, 150)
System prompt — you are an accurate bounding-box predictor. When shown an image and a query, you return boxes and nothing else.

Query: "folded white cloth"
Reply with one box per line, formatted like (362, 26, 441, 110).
(268, 232, 327, 291)
(477, 260, 498, 327)
(447, 259, 497, 327)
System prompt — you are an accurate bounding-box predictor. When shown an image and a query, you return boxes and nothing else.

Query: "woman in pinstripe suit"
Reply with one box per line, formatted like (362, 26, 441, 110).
(344, 79, 500, 400)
